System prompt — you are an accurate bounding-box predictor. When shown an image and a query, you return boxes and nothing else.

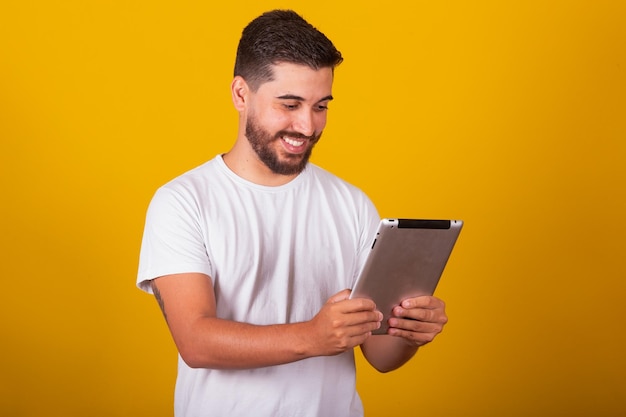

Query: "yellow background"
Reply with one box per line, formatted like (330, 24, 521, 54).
(1, 0, 624, 416)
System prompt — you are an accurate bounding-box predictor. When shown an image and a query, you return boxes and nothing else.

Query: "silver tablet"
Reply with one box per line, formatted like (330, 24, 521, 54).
(350, 218, 463, 335)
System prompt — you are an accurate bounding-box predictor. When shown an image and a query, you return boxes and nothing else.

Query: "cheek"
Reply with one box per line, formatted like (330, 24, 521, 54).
(313, 112, 328, 131)
(257, 109, 291, 132)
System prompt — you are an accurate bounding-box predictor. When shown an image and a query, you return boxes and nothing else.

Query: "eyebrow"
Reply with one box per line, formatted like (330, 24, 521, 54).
(276, 94, 334, 103)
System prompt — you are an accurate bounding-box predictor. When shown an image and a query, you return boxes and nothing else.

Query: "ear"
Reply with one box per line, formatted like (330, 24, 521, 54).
(231, 76, 249, 111)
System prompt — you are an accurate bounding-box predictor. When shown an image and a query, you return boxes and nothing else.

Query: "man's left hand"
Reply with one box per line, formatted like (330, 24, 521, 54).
(387, 296, 448, 347)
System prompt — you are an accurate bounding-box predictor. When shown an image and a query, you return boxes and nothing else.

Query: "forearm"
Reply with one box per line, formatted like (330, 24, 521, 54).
(152, 275, 380, 370)
(174, 317, 318, 369)
(360, 335, 419, 373)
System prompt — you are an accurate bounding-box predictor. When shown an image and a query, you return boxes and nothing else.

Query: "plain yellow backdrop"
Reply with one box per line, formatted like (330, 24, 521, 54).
(1, 1, 624, 416)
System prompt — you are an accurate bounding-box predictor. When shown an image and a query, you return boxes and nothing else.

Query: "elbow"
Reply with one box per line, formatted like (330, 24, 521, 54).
(361, 340, 419, 373)
(181, 356, 206, 370)
(371, 363, 402, 374)
(177, 341, 235, 370)
(177, 341, 218, 369)
(178, 347, 207, 369)
(363, 353, 405, 373)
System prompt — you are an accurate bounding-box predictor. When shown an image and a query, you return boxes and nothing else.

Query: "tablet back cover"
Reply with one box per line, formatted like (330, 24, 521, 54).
(351, 218, 463, 335)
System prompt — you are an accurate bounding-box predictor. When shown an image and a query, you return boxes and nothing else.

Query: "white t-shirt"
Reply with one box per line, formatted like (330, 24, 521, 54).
(137, 155, 380, 417)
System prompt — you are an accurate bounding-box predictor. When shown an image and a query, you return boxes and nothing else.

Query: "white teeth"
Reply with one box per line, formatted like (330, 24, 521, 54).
(284, 137, 304, 147)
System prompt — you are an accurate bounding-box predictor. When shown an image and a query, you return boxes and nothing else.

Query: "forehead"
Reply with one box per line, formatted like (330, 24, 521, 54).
(256, 62, 334, 100)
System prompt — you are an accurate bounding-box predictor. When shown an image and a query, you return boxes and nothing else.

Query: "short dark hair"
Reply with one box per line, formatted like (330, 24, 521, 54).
(234, 9, 343, 91)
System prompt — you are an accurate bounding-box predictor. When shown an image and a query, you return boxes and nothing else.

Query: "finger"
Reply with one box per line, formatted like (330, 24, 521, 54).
(327, 288, 352, 304)
(325, 314, 381, 347)
(387, 326, 440, 346)
(331, 296, 378, 314)
(346, 319, 382, 337)
(388, 316, 444, 334)
(392, 305, 447, 323)
(401, 295, 445, 310)
(330, 309, 383, 330)
(344, 331, 375, 350)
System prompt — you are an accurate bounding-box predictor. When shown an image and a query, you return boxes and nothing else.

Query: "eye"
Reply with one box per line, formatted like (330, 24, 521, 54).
(315, 103, 329, 112)
(282, 102, 300, 110)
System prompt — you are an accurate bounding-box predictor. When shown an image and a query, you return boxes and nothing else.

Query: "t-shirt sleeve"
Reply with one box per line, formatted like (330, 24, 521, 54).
(136, 185, 213, 293)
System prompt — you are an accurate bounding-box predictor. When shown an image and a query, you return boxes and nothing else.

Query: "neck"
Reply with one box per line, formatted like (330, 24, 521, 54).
(222, 144, 299, 187)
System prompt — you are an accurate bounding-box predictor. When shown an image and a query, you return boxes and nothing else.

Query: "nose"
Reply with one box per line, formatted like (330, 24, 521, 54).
(292, 109, 317, 137)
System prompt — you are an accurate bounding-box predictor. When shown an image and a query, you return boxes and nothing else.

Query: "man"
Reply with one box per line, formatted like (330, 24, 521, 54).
(137, 9, 447, 417)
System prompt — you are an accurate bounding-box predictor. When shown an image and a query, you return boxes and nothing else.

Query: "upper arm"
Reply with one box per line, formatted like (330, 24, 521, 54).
(150, 273, 216, 357)
(137, 185, 214, 293)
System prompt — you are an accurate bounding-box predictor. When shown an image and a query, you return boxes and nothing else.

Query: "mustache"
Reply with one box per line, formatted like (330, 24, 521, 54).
(274, 130, 321, 142)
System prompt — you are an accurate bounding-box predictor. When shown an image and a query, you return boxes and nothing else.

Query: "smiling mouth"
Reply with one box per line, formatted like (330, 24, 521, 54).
(283, 137, 305, 147)
(276, 130, 321, 156)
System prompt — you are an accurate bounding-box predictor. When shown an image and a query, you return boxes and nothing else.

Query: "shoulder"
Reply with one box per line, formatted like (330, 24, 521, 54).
(305, 163, 359, 190)
(305, 163, 370, 201)
(303, 164, 379, 226)
(162, 158, 220, 191)
(145, 157, 223, 218)
(155, 156, 226, 199)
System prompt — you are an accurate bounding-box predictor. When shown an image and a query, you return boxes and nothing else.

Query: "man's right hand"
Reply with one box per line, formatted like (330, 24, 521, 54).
(305, 289, 383, 356)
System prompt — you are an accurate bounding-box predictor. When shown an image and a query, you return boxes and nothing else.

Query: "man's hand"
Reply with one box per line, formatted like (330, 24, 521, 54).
(386, 295, 448, 347)
(306, 289, 383, 356)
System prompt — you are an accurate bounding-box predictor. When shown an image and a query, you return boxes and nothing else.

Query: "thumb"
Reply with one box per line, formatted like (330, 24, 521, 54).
(327, 288, 352, 304)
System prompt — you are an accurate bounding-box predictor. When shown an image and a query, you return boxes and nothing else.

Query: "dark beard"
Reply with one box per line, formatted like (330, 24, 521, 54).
(245, 116, 321, 176)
